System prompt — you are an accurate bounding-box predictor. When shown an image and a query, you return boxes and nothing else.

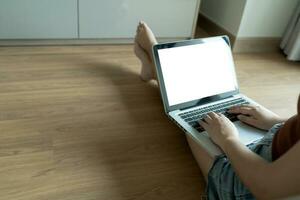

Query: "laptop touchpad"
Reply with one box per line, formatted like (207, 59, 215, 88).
(234, 121, 266, 145)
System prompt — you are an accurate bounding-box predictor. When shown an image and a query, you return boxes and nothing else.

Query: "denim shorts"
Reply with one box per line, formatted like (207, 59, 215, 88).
(206, 123, 283, 200)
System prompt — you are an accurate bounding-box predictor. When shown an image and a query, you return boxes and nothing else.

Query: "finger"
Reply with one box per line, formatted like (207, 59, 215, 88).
(199, 119, 209, 130)
(237, 115, 256, 126)
(229, 104, 257, 111)
(207, 112, 219, 120)
(219, 113, 229, 120)
(228, 105, 251, 112)
(228, 106, 255, 115)
(203, 114, 213, 124)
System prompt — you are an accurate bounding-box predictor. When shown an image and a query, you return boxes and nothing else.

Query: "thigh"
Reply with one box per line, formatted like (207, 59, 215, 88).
(186, 134, 214, 183)
(206, 132, 275, 200)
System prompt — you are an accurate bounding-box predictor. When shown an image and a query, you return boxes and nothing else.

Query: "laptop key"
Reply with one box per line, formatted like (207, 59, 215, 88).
(193, 123, 200, 129)
(186, 117, 193, 122)
(188, 121, 198, 127)
(225, 112, 238, 122)
(196, 126, 204, 132)
(179, 98, 249, 130)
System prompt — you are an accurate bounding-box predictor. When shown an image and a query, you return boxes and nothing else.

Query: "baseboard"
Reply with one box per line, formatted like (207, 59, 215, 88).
(233, 37, 281, 53)
(197, 13, 237, 47)
(0, 35, 281, 53)
(0, 37, 189, 47)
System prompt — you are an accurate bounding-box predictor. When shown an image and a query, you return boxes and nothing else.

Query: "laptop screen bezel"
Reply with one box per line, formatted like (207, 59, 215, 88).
(152, 36, 239, 113)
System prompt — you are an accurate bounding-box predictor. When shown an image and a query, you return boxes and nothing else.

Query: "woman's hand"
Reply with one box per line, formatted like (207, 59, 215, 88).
(199, 112, 239, 148)
(228, 105, 286, 130)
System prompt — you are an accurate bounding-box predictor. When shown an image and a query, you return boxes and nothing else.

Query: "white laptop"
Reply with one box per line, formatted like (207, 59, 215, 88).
(152, 36, 266, 156)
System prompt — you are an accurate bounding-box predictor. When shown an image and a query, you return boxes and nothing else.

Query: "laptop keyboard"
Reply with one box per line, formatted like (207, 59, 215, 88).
(178, 98, 249, 132)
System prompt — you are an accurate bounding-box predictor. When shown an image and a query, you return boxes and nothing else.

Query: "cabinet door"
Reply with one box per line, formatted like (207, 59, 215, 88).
(0, 0, 78, 39)
(79, 0, 199, 38)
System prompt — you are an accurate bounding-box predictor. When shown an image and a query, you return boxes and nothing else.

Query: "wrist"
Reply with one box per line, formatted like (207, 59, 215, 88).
(277, 117, 287, 123)
(267, 117, 286, 129)
(273, 116, 287, 124)
(221, 137, 240, 153)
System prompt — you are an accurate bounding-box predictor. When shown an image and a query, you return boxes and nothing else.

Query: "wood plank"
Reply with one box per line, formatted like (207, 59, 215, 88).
(0, 44, 299, 200)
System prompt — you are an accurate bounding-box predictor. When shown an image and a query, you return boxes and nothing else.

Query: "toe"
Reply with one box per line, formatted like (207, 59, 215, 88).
(135, 22, 143, 35)
(138, 22, 144, 31)
(134, 42, 148, 60)
(140, 23, 147, 32)
(142, 22, 149, 29)
(135, 30, 145, 48)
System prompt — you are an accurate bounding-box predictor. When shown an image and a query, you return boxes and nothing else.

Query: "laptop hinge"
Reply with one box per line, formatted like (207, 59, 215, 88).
(180, 104, 198, 111)
(179, 95, 235, 111)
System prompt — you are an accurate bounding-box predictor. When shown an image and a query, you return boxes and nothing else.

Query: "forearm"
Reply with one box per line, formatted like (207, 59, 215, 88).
(222, 138, 271, 199)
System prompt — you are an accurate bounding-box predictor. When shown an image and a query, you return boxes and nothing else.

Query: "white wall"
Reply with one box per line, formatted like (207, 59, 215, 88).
(237, 0, 299, 37)
(200, 0, 247, 36)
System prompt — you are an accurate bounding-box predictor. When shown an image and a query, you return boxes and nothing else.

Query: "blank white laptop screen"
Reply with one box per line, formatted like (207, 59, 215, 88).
(157, 38, 238, 106)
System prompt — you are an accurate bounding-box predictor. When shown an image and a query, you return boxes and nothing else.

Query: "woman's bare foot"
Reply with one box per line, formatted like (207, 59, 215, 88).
(134, 42, 154, 81)
(134, 21, 158, 81)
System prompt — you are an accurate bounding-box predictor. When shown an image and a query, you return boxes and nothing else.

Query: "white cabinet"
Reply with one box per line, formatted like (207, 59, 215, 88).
(79, 0, 199, 39)
(0, 0, 78, 39)
(0, 0, 200, 42)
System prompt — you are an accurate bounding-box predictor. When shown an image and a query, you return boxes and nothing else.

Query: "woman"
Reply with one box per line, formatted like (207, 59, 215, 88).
(134, 21, 300, 199)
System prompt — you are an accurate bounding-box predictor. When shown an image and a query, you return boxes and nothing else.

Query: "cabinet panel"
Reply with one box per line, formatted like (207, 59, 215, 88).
(0, 0, 78, 39)
(79, 0, 199, 38)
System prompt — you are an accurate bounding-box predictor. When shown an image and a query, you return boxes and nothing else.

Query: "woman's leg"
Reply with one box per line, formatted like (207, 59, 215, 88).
(134, 21, 157, 81)
(134, 22, 214, 182)
(186, 134, 214, 182)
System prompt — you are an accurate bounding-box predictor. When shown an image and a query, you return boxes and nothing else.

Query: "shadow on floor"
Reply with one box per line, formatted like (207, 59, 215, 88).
(67, 58, 206, 199)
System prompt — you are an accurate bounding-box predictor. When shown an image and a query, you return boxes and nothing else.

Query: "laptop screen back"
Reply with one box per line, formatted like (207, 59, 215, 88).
(157, 38, 238, 107)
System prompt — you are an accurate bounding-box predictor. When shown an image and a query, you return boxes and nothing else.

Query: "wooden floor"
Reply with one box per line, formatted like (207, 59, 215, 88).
(0, 44, 299, 200)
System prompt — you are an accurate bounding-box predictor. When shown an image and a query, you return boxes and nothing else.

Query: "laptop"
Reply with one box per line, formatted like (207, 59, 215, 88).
(152, 36, 266, 156)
